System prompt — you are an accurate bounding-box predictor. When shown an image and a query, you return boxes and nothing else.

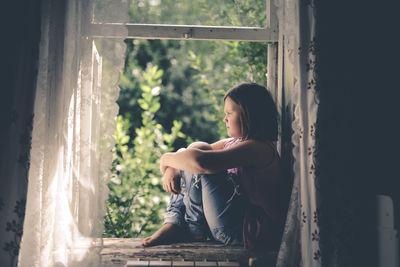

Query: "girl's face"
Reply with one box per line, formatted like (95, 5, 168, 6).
(223, 97, 243, 138)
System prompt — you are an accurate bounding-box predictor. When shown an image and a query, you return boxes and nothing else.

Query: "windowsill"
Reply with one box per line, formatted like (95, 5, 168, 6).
(101, 238, 277, 267)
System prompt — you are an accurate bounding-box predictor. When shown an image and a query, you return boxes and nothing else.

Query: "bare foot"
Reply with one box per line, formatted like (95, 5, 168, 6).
(141, 223, 207, 247)
(141, 223, 185, 247)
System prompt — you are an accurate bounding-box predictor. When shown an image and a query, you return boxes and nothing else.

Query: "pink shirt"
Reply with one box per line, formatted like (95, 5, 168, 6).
(224, 138, 289, 250)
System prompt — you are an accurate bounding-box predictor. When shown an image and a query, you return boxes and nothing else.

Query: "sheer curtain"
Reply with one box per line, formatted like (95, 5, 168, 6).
(18, 0, 128, 266)
(275, 0, 321, 266)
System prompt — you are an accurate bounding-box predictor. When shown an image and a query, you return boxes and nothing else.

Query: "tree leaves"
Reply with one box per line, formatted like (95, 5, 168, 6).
(104, 66, 184, 238)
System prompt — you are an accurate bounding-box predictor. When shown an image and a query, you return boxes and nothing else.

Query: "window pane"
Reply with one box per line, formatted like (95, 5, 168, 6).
(94, 0, 267, 27)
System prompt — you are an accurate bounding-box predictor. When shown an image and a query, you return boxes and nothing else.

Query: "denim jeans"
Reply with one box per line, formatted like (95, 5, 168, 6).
(164, 170, 244, 245)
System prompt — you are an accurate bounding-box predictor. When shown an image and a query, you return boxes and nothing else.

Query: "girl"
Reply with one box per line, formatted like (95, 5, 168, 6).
(142, 83, 289, 250)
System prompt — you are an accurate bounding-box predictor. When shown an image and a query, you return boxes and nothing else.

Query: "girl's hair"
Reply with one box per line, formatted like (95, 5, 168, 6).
(224, 82, 278, 142)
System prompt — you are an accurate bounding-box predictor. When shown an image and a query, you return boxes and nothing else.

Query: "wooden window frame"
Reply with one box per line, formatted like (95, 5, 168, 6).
(83, 0, 278, 42)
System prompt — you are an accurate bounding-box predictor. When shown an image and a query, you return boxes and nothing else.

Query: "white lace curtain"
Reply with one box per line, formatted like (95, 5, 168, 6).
(18, 0, 127, 266)
(275, 0, 321, 266)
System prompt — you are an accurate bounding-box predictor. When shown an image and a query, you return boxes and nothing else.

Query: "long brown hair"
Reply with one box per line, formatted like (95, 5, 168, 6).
(224, 83, 278, 142)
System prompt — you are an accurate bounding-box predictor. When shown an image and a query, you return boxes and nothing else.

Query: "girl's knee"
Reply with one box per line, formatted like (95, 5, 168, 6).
(187, 141, 212, 151)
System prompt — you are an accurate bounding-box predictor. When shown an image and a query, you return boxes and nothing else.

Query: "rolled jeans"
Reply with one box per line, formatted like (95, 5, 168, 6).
(164, 170, 244, 245)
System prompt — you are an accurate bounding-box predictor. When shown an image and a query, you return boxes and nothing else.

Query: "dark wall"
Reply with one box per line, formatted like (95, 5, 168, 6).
(315, 1, 398, 266)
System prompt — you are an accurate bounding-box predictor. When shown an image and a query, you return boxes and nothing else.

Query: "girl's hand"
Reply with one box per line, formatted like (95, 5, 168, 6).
(162, 167, 181, 194)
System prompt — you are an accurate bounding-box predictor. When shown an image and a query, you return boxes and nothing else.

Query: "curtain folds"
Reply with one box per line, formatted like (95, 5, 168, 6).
(18, 0, 128, 266)
(275, 0, 321, 266)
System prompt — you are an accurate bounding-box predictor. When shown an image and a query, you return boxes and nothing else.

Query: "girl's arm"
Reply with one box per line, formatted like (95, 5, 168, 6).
(210, 138, 232, 150)
(160, 140, 274, 174)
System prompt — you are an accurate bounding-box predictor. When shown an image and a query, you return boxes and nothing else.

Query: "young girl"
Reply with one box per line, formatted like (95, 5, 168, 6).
(142, 83, 289, 250)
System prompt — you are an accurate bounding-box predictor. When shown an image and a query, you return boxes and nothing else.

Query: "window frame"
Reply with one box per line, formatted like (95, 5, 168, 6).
(83, 0, 278, 42)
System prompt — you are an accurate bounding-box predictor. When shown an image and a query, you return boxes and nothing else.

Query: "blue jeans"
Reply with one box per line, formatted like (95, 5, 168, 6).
(164, 170, 244, 245)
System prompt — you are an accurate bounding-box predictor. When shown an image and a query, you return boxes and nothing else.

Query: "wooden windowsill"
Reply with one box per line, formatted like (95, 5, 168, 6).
(101, 238, 277, 267)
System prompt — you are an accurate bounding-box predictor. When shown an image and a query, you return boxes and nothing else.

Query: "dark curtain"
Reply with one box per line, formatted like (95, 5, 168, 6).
(0, 0, 41, 265)
(315, 1, 398, 267)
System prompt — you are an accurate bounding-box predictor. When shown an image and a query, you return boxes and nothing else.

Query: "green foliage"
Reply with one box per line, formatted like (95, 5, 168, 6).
(127, 0, 266, 27)
(104, 66, 184, 237)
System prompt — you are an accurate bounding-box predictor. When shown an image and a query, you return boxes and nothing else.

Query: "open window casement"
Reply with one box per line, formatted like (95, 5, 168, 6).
(84, 0, 278, 41)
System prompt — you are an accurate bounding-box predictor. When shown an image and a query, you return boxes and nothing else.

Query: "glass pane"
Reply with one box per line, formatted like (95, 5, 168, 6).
(94, 0, 267, 27)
